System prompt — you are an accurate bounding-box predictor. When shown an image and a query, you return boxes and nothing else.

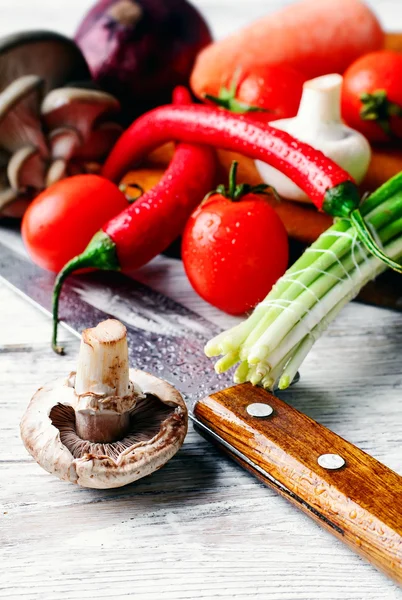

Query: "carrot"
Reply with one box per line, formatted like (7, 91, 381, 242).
(385, 32, 402, 53)
(191, 0, 384, 99)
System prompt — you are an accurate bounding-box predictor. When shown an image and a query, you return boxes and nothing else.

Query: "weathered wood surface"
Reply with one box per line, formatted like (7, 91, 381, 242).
(1, 1, 402, 598)
(2, 246, 402, 600)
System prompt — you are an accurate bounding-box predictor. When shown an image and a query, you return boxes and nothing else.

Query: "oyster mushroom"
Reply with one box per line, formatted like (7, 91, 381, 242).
(20, 319, 188, 489)
(0, 31, 122, 217)
(46, 127, 82, 185)
(42, 87, 120, 140)
(41, 87, 121, 180)
(0, 74, 46, 154)
(7, 145, 46, 191)
(0, 28, 91, 207)
(0, 75, 47, 210)
(0, 151, 17, 213)
(0, 30, 90, 95)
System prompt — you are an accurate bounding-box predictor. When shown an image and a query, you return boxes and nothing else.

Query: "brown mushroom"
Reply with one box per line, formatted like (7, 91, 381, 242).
(41, 87, 120, 142)
(0, 75, 48, 204)
(41, 87, 120, 186)
(20, 319, 188, 489)
(46, 127, 82, 186)
(7, 145, 46, 191)
(0, 74, 47, 155)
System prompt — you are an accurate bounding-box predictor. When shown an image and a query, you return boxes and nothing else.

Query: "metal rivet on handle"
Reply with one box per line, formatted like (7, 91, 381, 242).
(246, 403, 274, 418)
(318, 453, 346, 470)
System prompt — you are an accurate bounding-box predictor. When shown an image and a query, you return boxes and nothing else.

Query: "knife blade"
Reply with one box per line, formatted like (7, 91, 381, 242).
(0, 236, 233, 403)
(1, 234, 401, 584)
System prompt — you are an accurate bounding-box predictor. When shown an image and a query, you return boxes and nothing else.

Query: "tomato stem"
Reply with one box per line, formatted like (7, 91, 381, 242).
(360, 89, 402, 138)
(211, 160, 279, 203)
(228, 160, 238, 198)
(204, 70, 270, 115)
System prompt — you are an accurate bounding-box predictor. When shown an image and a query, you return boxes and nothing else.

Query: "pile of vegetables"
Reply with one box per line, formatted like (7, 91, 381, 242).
(4, 0, 402, 388)
(47, 100, 402, 355)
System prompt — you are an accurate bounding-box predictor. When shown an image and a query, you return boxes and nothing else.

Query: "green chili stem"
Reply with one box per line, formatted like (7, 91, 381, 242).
(52, 231, 119, 355)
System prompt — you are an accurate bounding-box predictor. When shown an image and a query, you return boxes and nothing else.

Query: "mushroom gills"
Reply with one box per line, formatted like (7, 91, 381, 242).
(50, 395, 175, 461)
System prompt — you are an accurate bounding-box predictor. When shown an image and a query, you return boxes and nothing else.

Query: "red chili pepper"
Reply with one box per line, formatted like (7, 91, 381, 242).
(52, 88, 216, 353)
(102, 104, 358, 217)
(101, 104, 402, 275)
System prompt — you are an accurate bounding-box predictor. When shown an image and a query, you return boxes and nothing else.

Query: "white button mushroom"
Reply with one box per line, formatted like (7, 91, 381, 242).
(255, 74, 372, 202)
(20, 319, 188, 489)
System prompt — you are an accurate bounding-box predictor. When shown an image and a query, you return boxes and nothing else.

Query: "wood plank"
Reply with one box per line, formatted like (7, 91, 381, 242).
(1, 281, 402, 598)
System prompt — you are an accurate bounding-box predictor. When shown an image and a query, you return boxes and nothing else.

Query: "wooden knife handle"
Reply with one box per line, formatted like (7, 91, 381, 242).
(193, 383, 402, 584)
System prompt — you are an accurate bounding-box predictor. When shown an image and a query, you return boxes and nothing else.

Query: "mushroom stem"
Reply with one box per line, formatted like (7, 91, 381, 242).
(75, 410, 131, 444)
(75, 319, 130, 397)
(74, 320, 139, 443)
(295, 74, 344, 138)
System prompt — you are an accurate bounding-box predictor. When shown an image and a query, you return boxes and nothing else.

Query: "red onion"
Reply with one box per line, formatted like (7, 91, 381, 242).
(75, 0, 212, 122)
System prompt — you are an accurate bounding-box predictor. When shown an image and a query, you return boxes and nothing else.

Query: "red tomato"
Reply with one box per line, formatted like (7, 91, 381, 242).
(182, 176, 289, 315)
(22, 175, 128, 273)
(206, 64, 307, 121)
(342, 51, 402, 142)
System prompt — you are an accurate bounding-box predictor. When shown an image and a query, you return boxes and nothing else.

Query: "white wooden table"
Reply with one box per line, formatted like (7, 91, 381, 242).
(1, 2, 402, 599)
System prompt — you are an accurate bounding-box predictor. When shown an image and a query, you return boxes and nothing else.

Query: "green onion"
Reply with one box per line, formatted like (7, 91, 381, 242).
(205, 173, 402, 390)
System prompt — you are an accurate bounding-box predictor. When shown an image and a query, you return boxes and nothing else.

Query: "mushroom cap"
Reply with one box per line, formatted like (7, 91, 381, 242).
(0, 30, 90, 95)
(0, 75, 48, 156)
(41, 88, 120, 140)
(20, 369, 188, 489)
(7, 145, 46, 191)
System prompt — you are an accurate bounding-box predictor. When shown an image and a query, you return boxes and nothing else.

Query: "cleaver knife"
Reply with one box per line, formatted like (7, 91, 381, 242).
(0, 237, 401, 584)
